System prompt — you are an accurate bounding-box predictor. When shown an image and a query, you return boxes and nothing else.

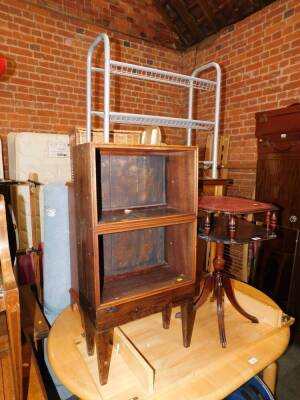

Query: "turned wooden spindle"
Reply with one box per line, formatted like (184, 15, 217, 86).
(205, 214, 211, 236)
(265, 210, 271, 231)
(271, 212, 277, 233)
(229, 215, 236, 241)
(213, 242, 224, 272)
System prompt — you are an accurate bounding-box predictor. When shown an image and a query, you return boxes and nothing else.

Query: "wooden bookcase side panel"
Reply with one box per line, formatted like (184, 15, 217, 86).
(165, 220, 197, 280)
(166, 150, 198, 214)
(73, 144, 100, 310)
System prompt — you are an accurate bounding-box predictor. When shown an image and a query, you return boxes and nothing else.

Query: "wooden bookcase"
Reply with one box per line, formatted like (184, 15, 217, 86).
(73, 144, 198, 384)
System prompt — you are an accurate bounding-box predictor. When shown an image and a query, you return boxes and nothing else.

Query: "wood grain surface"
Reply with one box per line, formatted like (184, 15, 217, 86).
(47, 280, 291, 400)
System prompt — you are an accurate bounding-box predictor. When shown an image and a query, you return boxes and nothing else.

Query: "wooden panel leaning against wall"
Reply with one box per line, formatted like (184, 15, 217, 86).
(0, 194, 22, 400)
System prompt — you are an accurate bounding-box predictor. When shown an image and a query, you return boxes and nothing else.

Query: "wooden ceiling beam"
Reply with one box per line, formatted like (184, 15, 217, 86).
(153, 0, 191, 48)
(154, 0, 277, 49)
(195, 0, 219, 31)
(169, 0, 203, 40)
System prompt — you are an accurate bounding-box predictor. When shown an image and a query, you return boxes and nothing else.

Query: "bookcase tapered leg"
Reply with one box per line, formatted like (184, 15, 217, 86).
(95, 329, 114, 385)
(83, 313, 95, 356)
(181, 299, 196, 347)
(162, 304, 172, 329)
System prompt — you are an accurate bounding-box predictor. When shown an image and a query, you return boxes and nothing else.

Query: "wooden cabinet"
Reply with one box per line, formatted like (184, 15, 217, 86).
(73, 144, 198, 384)
(253, 104, 300, 340)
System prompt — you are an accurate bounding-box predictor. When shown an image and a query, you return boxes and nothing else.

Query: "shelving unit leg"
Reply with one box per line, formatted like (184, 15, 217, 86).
(162, 304, 172, 329)
(181, 299, 196, 347)
(95, 329, 114, 385)
(83, 313, 95, 356)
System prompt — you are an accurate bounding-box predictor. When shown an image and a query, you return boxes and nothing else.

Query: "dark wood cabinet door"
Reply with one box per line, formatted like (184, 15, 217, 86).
(256, 158, 300, 229)
(250, 227, 300, 316)
(255, 105, 300, 340)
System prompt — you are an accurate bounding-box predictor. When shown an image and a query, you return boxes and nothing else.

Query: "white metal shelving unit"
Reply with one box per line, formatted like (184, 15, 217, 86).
(86, 33, 221, 178)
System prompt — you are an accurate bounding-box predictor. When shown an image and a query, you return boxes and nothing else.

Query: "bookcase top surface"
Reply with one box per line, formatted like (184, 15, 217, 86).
(75, 143, 198, 152)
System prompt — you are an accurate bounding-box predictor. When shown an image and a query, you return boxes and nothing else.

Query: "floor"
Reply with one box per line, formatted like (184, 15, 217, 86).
(276, 342, 300, 400)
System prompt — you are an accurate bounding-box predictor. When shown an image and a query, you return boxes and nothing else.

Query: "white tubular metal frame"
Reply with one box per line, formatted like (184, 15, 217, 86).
(87, 33, 110, 144)
(187, 63, 221, 178)
(86, 33, 221, 177)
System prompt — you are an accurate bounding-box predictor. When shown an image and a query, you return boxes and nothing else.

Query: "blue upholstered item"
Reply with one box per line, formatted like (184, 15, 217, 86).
(43, 183, 73, 399)
(225, 375, 275, 400)
(43, 183, 71, 324)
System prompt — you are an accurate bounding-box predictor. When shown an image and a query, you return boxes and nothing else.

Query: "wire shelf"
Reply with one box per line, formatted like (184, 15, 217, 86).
(92, 60, 216, 91)
(86, 33, 221, 177)
(92, 111, 214, 130)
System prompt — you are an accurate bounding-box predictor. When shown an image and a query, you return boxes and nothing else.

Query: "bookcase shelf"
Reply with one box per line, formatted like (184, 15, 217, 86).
(96, 207, 194, 233)
(100, 264, 192, 306)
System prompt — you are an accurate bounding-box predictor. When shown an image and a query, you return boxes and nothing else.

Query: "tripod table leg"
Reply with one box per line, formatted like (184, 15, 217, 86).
(216, 273, 226, 348)
(223, 276, 258, 323)
(194, 274, 214, 309)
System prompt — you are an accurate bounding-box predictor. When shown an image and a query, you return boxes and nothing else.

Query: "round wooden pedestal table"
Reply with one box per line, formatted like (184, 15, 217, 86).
(47, 281, 292, 400)
(196, 195, 278, 348)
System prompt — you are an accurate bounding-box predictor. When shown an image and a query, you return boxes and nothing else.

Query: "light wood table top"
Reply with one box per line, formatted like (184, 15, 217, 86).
(47, 281, 291, 400)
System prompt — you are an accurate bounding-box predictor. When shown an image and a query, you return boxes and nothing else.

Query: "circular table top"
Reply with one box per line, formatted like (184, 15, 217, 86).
(47, 281, 291, 400)
(198, 196, 277, 214)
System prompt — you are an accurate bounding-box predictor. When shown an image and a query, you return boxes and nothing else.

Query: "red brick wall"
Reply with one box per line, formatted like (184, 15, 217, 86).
(25, 0, 179, 48)
(0, 0, 183, 174)
(1, 0, 299, 197)
(184, 0, 300, 198)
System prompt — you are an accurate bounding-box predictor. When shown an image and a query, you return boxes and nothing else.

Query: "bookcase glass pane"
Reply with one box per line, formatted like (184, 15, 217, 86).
(97, 153, 166, 214)
(98, 222, 195, 304)
(100, 227, 165, 276)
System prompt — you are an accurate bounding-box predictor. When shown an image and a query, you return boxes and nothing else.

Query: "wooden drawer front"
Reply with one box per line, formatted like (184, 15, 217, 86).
(257, 137, 300, 157)
(255, 105, 300, 139)
(97, 285, 194, 330)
